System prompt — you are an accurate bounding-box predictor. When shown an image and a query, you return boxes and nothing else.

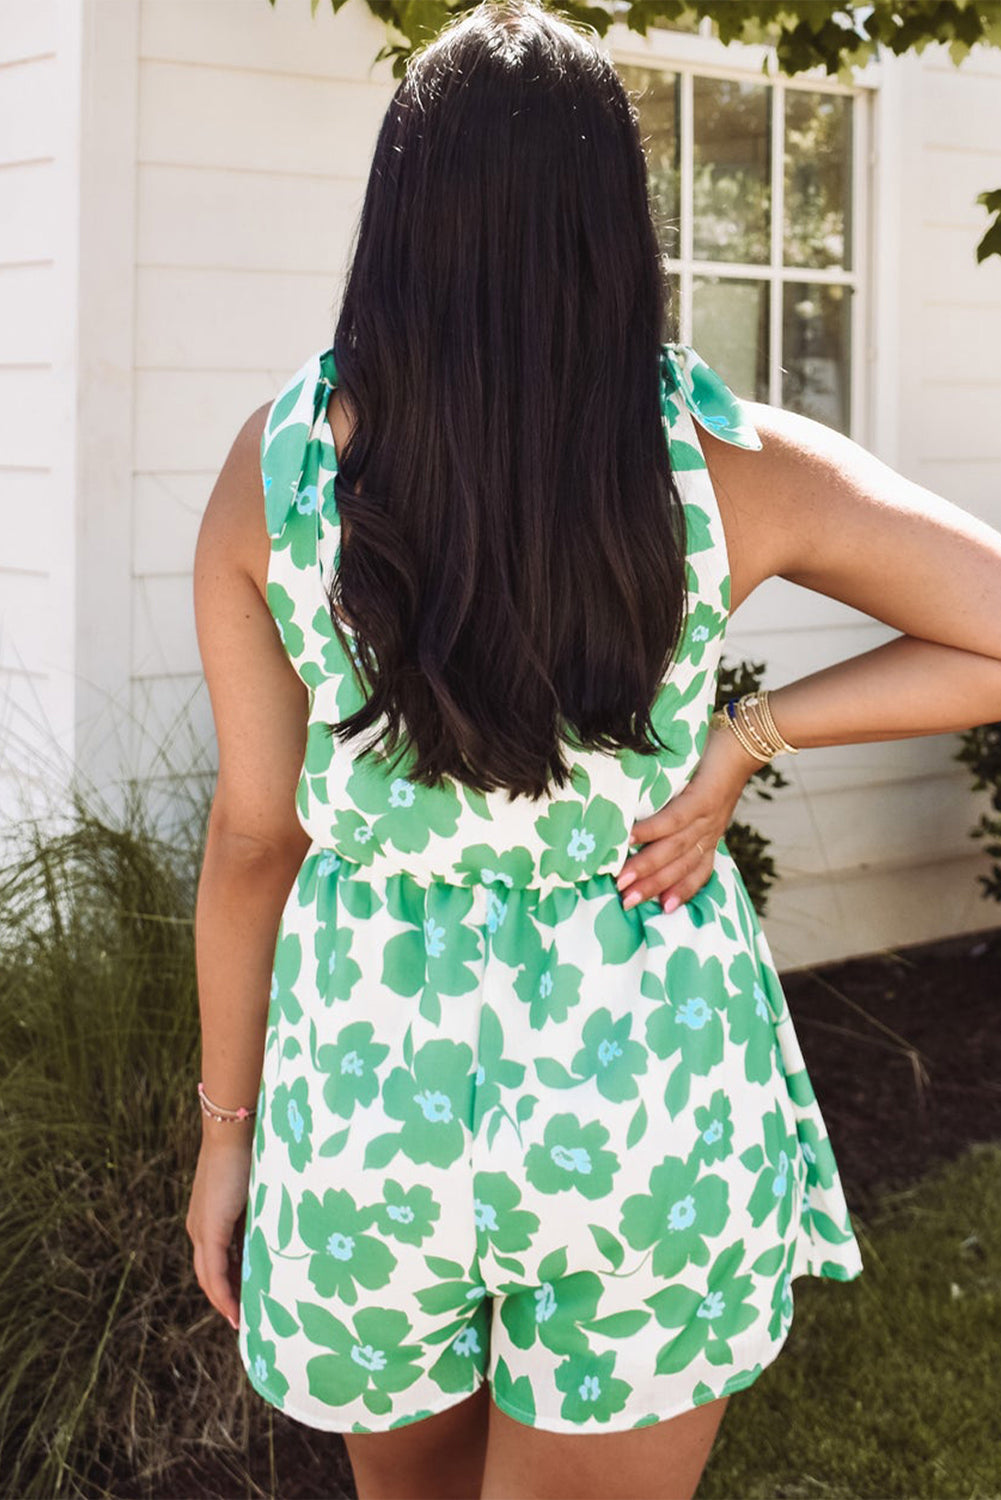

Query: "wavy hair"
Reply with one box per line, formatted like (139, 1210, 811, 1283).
(327, 0, 686, 801)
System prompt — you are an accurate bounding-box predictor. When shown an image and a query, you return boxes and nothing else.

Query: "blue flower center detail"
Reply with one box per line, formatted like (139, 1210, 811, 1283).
(242, 1237, 252, 1282)
(328, 949, 337, 975)
(697, 1290, 726, 1320)
(473, 1199, 498, 1233)
(340, 1050, 363, 1077)
(486, 892, 508, 933)
(535, 1282, 556, 1323)
(802, 1140, 817, 1165)
(351, 1343, 387, 1372)
(702, 1119, 723, 1145)
(676, 996, 711, 1030)
(550, 1143, 592, 1174)
(474, 1064, 486, 1086)
(294, 483, 318, 515)
(539, 972, 554, 998)
(692, 624, 710, 643)
(414, 1088, 453, 1124)
(270, 973, 279, 1001)
(597, 1038, 622, 1067)
(566, 827, 596, 862)
(667, 1194, 696, 1230)
(318, 851, 341, 877)
(286, 1098, 304, 1143)
(388, 778, 416, 808)
(753, 981, 769, 1020)
(253, 1354, 269, 1383)
(386, 1203, 415, 1224)
(578, 1374, 602, 1401)
(772, 1149, 791, 1197)
(453, 1326, 481, 1357)
(326, 1231, 355, 1261)
(424, 917, 446, 958)
(355, 826, 373, 843)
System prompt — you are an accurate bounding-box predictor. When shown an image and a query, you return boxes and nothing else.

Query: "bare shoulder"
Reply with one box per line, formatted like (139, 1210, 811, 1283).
(698, 400, 1001, 656)
(195, 402, 272, 599)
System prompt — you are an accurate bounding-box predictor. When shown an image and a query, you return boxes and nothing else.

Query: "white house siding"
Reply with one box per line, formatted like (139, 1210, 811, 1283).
(130, 0, 395, 830)
(0, 0, 80, 824)
(3, 0, 1000, 966)
(730, 41, 1001, 967)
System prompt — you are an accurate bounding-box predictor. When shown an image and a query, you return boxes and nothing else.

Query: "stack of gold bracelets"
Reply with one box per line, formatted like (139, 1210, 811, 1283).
(710, 690, 800, 763)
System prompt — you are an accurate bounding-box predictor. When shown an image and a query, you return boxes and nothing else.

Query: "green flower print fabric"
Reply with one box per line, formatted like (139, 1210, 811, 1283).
(237, 343, 863, 1437)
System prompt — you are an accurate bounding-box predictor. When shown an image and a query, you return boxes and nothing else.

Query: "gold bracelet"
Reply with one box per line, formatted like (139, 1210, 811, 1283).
(712, 703, 771, 762)
(756, 689, 799, 755)
(735, 697, 775, 759)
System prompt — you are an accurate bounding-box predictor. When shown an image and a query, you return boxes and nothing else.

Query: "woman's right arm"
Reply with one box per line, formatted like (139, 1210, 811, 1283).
(616, 402, 1001, 910)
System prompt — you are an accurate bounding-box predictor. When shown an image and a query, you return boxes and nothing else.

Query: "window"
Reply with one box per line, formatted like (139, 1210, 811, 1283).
(620, 60, 865, 437)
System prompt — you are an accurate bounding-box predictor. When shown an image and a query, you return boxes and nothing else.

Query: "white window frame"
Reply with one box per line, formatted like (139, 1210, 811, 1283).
(607, 19, 896, 456)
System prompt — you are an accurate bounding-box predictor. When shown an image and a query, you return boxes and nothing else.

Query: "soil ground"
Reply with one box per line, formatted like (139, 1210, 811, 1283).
(166, 922, 1001, 1500)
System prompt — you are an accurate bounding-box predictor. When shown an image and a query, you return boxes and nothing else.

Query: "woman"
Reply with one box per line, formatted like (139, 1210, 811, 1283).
(185, 3, 1001, 1496)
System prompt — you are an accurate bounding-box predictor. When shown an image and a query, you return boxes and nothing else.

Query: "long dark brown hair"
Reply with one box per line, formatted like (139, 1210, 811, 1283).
(327, 0, 687, 802)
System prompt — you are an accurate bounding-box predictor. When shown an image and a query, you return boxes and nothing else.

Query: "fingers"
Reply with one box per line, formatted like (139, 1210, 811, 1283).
(192, 1237, 241, 1332)
(620, 842, 715, 913)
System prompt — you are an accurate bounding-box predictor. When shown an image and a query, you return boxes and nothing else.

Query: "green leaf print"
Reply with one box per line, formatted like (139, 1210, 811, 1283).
(534, 796, 627, 881)
(645, 1238, 759, 1376)
(452, 842, 535, 889)
(493, 1356, 536, 1421)
(570, 1007, 648, 1104)
(594, 895, 646, 966)
(380, 1038, 474, 1169)
(298, 1187, 396, 1307)
(524, 1114, 620, 1201)
(554, 1349, 631, 1425)
(743, 1103, 800, 1237)
(269, 931, 303, 1026)
(427, 1300, 491, 1394)
(265, 582, 305, 659)
(313, 911, 364, 1003)
(472, 1171, 540, 1255)
(619, 1152, 729, 1278)
(240, 1223, 273, 1335)
(244, 1327, 289, 1407)
(691, 1089, 735, 1167)
(300, 1304, 424, 1407)
(278, 1185, 293, 1249)
(374, 1179, 441, 1247)
(345, 756, 462, 855)
(472, 1003, 526, 1130)
(267, 380, 306, 436)
(513, 941, 584, 1030)
(499, 1270, 603, 1359)
(262, 1293, 299, 1339)
(588, 1223, 625, 1272)
(798, 1119, 838, 1191)
(725, 953, 778, 1084)
(270, 1077, 313, 1172)
(316, 1020, 390, 1118)
(645, 950, 727, 1112)
(682, 501, 712, 550)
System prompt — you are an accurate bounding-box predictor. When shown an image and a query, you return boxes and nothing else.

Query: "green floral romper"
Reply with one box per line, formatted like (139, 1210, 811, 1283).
(237, 342, 864, 1436)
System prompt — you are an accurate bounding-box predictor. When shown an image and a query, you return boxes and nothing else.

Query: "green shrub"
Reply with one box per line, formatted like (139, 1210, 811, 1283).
(0, 778, 266, 1498)
(955, 720, 1001, 901)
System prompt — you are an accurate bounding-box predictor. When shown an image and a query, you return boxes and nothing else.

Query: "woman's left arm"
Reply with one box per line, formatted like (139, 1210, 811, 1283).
(186, 404, 313, 1331)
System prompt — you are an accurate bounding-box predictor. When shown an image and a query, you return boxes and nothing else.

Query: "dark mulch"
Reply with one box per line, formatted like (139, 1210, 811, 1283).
(140, 923, 1001, 1500)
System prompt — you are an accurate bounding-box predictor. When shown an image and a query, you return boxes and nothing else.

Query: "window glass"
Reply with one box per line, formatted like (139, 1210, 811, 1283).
(693, 77, 771, 265)
(693, 277, 770, 401)
(784, 90, 853, 270)
(782, 282, 853, 432)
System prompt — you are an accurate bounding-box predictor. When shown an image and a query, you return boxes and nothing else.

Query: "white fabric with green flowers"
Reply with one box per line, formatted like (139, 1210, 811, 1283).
(237, 342, 863, 1436)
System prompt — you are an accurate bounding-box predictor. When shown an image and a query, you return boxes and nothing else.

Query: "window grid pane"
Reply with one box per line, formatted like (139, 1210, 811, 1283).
(622, 60, 860, 437)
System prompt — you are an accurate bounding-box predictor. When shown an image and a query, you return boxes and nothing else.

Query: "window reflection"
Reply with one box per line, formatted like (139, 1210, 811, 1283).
(693, 277, 770, 402)
(784, 90, 853, 270)
(782, 282, 853, 433)
(693, 77, 771, 265)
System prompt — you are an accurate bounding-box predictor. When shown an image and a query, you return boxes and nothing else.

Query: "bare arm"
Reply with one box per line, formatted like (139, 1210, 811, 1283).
(187, 403, 313, 1330)
(618, 403, 1001, 910)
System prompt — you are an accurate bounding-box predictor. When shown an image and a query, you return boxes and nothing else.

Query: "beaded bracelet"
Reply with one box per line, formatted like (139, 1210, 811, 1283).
(198, 1080, 257, 1123)
(710, 690, 800, 763)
